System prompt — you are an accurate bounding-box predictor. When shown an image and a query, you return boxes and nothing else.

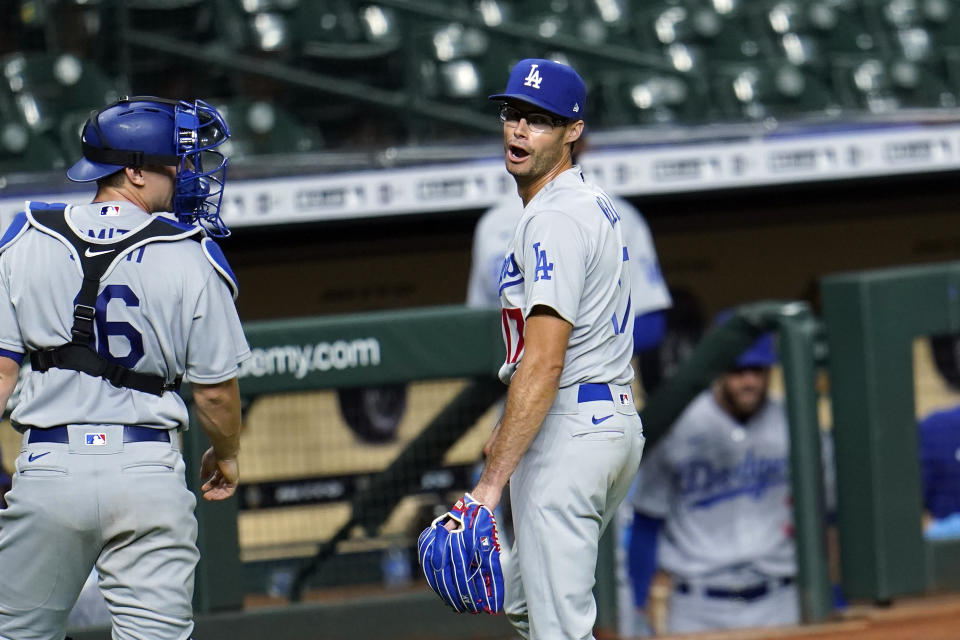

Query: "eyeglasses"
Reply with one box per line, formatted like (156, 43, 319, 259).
(498, 104, 569, 133)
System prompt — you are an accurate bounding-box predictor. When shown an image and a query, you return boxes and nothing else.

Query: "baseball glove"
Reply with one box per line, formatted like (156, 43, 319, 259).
(417, 492, 504, 614)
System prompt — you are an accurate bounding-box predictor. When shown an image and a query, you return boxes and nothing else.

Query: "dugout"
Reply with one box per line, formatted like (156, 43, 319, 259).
(822, 261, 960, 601)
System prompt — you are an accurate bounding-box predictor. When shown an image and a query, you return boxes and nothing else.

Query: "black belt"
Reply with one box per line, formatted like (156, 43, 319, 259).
(27, 426, 172, 444)
(676, 577, 794, 601)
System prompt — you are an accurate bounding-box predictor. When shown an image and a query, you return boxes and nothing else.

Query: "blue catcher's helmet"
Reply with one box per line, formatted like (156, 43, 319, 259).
(67, 96, 232, 237)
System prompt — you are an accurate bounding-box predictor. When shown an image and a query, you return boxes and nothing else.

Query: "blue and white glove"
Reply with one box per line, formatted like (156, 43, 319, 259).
(417, 492, 504, 614)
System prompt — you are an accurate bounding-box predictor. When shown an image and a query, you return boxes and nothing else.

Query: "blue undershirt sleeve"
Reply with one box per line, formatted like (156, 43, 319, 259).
(629, 511, 663, 608)
(0, 349, 24, 365)
(633, 309, 666, 355)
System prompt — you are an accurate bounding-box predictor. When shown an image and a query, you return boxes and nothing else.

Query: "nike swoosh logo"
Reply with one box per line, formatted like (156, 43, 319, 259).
(84, 247, 115, 257)
(28, 451, 51, 462)
(591, 414, 613, 425)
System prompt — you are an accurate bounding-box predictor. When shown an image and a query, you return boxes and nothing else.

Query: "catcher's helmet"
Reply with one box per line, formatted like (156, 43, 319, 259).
(67, 96, 232, 237)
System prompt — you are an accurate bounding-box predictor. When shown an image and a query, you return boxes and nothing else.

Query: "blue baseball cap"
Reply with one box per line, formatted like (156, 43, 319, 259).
(714, 310, 777, 369)
(489, 58, 586, 121)
(735, 333, 777, 369)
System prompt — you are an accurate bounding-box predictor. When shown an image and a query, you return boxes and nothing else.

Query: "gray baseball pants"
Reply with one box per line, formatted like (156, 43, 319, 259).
(504, 382, 645, 640)
(0, 424, 198, 640)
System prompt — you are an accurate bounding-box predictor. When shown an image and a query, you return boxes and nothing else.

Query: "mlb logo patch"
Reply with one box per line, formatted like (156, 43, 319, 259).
(85, 432, 107, 446)
(619, 393, 631, 406)
(99, 205, 120, 217)
(479, 536, 491, 550)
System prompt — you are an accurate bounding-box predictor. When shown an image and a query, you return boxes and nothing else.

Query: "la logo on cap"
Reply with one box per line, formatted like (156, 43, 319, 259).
(523, 64, 543, 89)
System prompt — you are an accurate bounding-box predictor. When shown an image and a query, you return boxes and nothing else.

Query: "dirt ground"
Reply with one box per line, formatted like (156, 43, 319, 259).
(244, 588, 960, 640)
(655, 593, 960, 640)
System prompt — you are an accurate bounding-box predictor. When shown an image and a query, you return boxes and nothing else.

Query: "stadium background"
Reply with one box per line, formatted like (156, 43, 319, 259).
(3, 0, 960, 638)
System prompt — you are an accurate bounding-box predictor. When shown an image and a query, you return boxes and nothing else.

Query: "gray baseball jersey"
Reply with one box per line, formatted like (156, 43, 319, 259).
(469, 191, 671, 315)
(496, 167, 646, 639)
(0, 201, 250, 430)
(0, 201, 249, 639)
(631, 390, 795, 582)
(497, 166, 636, 388)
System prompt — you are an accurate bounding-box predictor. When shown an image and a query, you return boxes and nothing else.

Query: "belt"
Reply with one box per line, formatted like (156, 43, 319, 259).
(577, 383, 612, 403)
(27, 425, 172, 444)
(676, 577, 794, 601)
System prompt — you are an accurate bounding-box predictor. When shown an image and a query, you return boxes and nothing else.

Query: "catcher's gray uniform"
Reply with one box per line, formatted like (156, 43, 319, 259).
(631, 390, 797, 633)
(499, 167, 646, 639)
(0, 201, 249, 640)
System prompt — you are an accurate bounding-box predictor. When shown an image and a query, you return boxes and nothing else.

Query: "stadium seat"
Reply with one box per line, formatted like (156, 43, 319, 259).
(412, 19, 538, 109)
(596, 69, 711, 127)
(876, 0, 960, 61)
(0, 121, 65, 173)
(472, 0, 627, 47)
(56, 109, 91, 163)
(636, 0, 773, 66)
(291, 1, 400, 60)
(210, 98, 324, 159)
(831, 54, 957, 112)
(412, 21, 489, 103)
(711, 61, 837, 121)
(213, 0, 297, 57)
(762, 0, 886, 56)
(0, 52, 119, 134)
(473, 0, 513, 28)
(114, 0, 219, 97)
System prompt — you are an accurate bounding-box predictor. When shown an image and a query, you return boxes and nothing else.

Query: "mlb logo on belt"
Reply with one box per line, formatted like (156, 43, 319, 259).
(619, 393, 631, 406)
(85, 432, 107, 446)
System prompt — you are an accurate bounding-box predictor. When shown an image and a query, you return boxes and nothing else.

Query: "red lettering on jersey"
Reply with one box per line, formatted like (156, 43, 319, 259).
(501, 307, 525, 364)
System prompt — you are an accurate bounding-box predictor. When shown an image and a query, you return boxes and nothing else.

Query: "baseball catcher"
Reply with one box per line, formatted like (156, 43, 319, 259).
(417, 493, 504, 614)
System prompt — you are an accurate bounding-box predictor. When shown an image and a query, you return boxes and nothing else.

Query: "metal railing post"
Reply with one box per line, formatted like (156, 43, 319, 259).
(777, 303, 833, 623)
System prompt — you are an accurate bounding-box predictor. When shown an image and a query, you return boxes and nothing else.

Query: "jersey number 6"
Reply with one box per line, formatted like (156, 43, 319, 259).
(93, 284, 145, 368)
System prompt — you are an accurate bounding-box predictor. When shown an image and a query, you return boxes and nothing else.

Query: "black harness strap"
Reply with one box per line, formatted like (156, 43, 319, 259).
(28, 207, 195, 396)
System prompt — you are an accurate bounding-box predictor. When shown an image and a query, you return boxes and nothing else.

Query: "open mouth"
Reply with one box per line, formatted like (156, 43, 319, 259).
(508, 145, 530, 162)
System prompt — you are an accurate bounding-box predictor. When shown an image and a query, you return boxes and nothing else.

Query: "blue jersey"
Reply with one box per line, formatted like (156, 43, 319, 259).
(919, 406, 960, 520)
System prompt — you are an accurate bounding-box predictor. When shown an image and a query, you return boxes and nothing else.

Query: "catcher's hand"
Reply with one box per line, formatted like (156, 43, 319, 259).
(417, 492, 504, 614)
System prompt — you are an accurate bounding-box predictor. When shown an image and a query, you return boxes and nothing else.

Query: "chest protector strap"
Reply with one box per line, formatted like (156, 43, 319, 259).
(27, 206, 200, 396)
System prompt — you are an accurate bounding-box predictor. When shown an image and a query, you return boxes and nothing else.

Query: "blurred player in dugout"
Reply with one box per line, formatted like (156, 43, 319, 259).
(628, 317, 834, 635)
(919, 403, 960, 540)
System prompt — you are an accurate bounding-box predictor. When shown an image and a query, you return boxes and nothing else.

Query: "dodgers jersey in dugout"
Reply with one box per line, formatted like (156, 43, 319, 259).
(498, 167, 634, 388)
(0, 201, 250, 431)
(631, 390, 795, 582)
(468, 192, 671, 314)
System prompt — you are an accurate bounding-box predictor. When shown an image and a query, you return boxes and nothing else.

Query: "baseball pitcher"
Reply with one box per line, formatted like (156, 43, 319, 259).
(420, 59, 646, 639)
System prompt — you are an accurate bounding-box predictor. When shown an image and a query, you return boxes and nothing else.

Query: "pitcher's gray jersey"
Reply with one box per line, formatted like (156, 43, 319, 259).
(631, 390, 795, 581)
(0, 201, 250, 430)
(470, 192, 671, 314)
(498, 167, 634, 387)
